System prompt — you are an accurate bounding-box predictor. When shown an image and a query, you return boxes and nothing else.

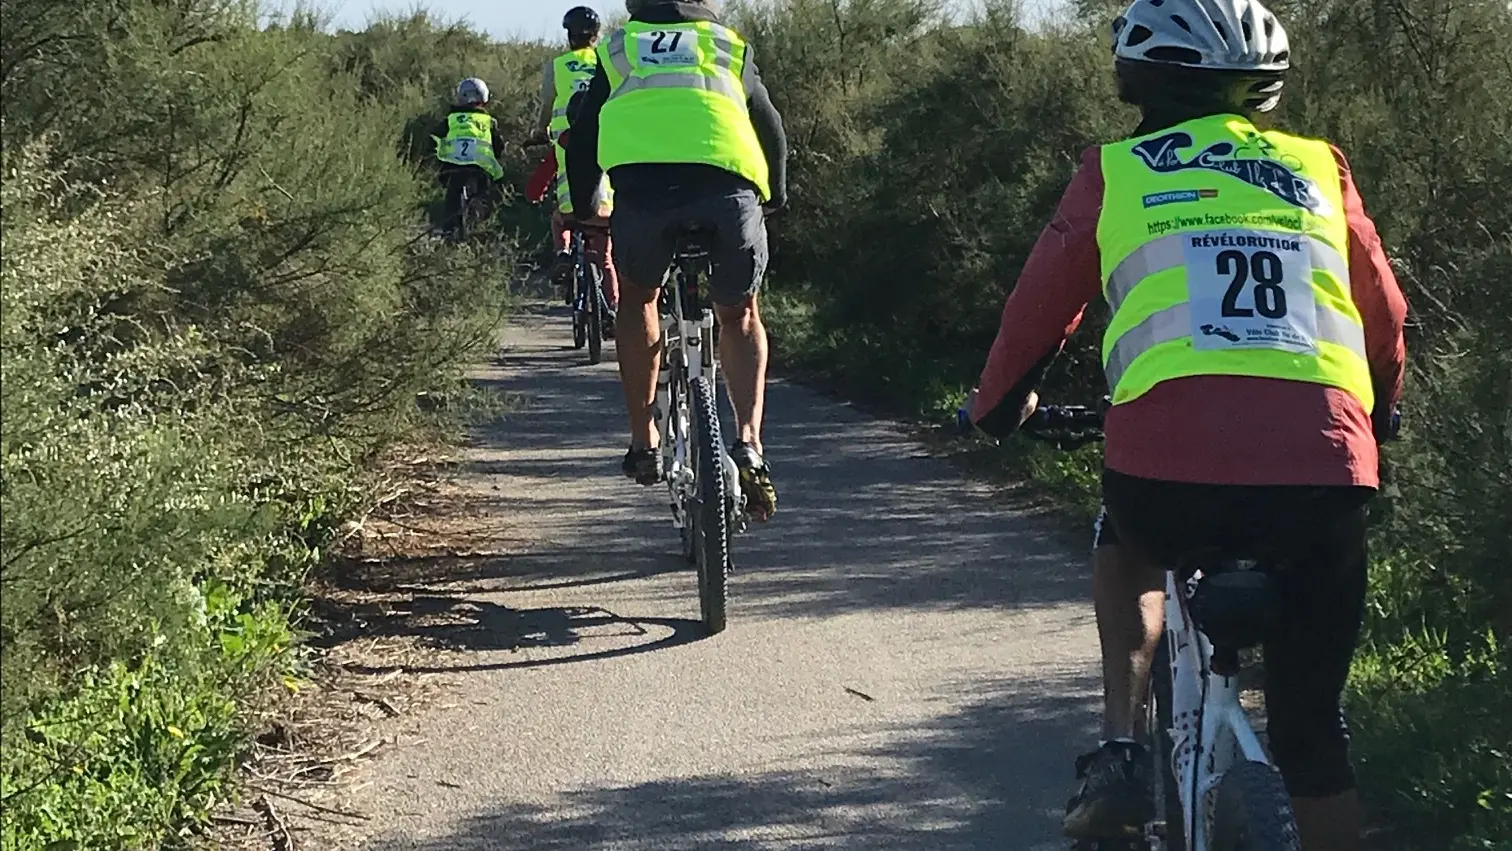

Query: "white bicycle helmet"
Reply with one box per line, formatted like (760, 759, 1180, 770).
(456, 77, 490, 106)
(1112, 0, 1290, 73)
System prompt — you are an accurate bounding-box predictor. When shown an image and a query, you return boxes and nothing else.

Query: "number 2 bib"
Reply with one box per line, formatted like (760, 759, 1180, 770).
(1182, 229, 1319, 355)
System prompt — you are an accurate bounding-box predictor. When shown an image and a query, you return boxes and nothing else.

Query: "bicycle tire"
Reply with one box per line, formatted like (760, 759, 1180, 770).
(1151, 635, 1187, 851)
(455, 183, 471, 242)
(689, 375, 729, 634)
(586, 264, 603, 365)
(571, 264, 587, 350)
(1212, 761, 1301, 851)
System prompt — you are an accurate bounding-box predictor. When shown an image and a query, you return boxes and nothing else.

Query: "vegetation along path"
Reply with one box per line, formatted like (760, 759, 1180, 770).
(303, 301, 1101, 850)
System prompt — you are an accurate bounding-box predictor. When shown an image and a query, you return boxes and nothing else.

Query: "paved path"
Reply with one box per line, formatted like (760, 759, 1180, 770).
(341, 303, 1101, 850)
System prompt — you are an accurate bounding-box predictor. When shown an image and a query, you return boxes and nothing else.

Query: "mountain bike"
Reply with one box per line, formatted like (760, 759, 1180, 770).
(652, 224, 747, 636)
(449, 169, 492, 243)
(567, 224, 611, 365)
(957, 400, 1301, 851)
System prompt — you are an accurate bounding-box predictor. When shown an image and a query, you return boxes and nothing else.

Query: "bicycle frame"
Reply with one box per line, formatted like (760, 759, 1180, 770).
(655, 237, 744, 535)
(1161, 565, 1273, 851)
(569, 228, 608, 318)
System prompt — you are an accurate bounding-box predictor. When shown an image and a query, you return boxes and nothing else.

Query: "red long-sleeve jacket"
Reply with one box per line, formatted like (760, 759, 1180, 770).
(525, 146, 557, 204)
(972, 144, 1408, 489)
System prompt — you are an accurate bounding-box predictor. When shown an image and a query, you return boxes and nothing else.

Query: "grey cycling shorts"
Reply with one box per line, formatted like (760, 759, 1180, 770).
(609, 187, 768, 306)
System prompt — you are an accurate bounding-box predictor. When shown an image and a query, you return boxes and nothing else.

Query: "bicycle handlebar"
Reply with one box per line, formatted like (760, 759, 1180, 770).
(961, 396, 1401, 452)
(954, 396, 1109, 452)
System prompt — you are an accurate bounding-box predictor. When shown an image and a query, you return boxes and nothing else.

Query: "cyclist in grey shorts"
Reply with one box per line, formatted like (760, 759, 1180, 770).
(567, 0, 788, 521)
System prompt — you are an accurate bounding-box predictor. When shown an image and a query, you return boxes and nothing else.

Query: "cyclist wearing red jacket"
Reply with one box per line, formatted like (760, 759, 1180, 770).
(968, 1, 1407, 848)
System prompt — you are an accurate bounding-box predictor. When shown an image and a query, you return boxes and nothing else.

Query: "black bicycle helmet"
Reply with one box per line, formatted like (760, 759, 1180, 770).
(563, 6, 601, 34)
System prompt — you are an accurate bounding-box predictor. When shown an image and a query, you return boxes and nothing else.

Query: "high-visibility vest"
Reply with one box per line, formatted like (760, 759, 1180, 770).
(433, 111, 503, 180)
(596, 20, 770, 201)
(549, 48, 612, 216)
(1096, 114, 1372, 413)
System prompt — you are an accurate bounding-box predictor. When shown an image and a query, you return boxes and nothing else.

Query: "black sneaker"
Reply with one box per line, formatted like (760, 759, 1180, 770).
(1063, 740, 1154, 840)
(729, 441, 776, 522)
(621, 446, 663, 486)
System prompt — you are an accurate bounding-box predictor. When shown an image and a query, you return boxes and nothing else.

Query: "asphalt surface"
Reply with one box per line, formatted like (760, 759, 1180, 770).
(345, 303, 1102, 850)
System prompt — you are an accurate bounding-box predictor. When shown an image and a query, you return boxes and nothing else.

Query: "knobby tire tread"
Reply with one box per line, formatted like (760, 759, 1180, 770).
(690, 376, 728, 635)
(1212, 761, 1301, 851)
(587, 263, 603, 365)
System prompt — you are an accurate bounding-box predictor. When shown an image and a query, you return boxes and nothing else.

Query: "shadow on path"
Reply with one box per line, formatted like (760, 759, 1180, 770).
(366, 675, 1097, 850)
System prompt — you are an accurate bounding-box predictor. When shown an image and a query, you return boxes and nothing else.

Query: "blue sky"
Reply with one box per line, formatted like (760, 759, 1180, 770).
(324, 0, 1063, 41)
(328, 0, 618, 40)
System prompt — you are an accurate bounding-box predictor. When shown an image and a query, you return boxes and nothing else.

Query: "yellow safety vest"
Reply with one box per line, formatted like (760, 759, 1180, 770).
(434, 111, 503, 180)
(1096, 114, 1373, 413)
(548, 48, 599, 144)
(548, 48, 613, 216)
(596, 20, 771, 201)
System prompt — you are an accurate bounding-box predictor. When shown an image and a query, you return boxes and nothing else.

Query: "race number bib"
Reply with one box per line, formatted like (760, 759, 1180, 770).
(452, 138, 478, 163)
(633, 29, 699, 66)
(1183, 230, 1318, 354)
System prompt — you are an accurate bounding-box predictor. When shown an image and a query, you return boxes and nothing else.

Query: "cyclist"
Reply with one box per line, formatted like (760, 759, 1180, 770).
(966, 1, 1407, 848)
(528, 6, 617, 311)
(566, 0, 788, 521)
(431, 77, 506, 237)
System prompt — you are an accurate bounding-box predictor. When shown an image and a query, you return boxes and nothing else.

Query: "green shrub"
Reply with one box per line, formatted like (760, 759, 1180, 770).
(1, 1, 519, 845)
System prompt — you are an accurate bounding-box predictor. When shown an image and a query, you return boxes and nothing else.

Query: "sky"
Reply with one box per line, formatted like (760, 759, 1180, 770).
(324, 0, 1063, 41)
(328, 0, 623, 40)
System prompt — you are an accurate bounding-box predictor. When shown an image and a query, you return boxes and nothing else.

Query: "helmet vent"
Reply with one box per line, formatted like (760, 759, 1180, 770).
(1170, 14, 1193, 32)
(1146, 45, 1203, 64)
(1214, 22, 1228, 41)
(1126, 25, 1154, 46)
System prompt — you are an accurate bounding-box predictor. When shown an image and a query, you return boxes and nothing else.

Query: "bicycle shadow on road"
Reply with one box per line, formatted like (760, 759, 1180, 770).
(312, 550, 703, 677)
(361, 673, 1099, 851)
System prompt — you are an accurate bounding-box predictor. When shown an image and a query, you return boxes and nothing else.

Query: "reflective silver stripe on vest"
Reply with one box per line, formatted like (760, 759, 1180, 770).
(552, 106, 570, 118)
(1104, 233, 1350, 314)
(602, 24, 743, 104)
(610, 72, 742, 101)
(1103, 301, 1368, 392)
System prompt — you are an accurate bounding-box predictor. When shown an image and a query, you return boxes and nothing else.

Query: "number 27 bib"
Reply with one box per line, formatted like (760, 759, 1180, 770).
(633, 29, 699, 67)
(1182, 229, 1318, 355)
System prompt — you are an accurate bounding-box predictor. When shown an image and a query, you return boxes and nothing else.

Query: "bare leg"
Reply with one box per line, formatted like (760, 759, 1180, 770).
(713, 295, 768, 452)
(1094, 544, 1165, 740)
(1293, 792, 1363, 851)
(615, 278, 660, 449)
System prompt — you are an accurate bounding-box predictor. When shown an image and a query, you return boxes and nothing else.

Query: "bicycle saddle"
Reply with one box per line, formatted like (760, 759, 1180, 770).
(1185, 558, 1283, 651)
(669, 222, 717, 254)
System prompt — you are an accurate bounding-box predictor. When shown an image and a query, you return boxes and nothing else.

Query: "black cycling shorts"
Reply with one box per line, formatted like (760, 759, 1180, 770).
(1100, 469, 1374, 799)
(609, 186, 768, 306)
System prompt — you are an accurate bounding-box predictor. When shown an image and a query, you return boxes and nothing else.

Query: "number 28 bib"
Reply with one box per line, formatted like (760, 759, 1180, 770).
(1182, 229, 1319, 355)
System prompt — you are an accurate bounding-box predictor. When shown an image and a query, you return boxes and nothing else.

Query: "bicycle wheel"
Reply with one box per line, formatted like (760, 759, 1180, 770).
(1151, 635, 1187, 851)
(570, 265, 587, 350)
(586, 264, 603, 365)
(1212, 761, 1301, 851)
(454, 183, 472, 242)
(689, 375, 729, 634)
